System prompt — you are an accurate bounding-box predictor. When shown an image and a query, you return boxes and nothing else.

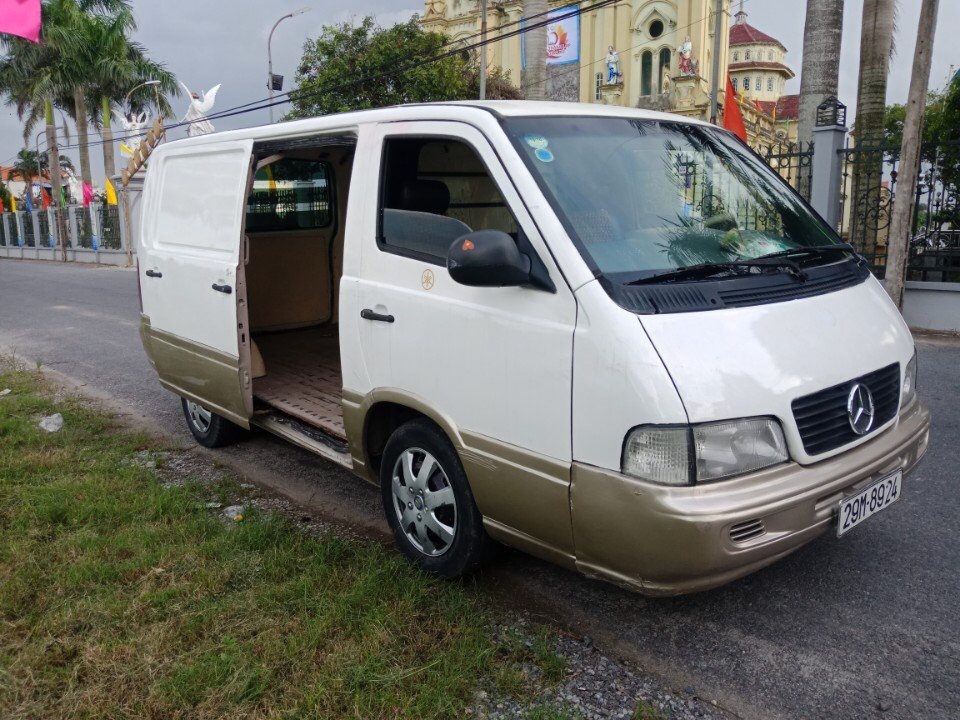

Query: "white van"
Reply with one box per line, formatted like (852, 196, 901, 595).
(137, 102, 930, 595)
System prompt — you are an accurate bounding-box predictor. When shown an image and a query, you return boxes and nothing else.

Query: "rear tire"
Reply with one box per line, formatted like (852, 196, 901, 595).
(380, 419, 494, 578)
(181, 398, 245, 448)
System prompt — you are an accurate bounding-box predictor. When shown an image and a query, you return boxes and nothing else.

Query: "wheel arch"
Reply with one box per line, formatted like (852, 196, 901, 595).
(342, 388, 465, 484)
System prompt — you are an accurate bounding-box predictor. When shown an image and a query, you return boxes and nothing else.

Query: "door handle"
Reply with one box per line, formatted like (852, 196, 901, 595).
(360, 308, 394, 323)
(145, 269, 162, 278)
(212, 283, 233, 294)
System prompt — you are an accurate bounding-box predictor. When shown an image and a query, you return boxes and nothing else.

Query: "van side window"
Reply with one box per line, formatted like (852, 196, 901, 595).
(246, 159, 332, 233)
(378, 138, 519, 263)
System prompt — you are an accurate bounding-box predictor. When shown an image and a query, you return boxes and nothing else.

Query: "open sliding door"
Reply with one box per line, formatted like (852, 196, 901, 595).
(138, 139, 255, 425)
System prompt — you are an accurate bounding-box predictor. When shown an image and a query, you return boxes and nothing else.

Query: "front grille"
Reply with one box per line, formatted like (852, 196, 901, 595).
(730, 518, 766, 543)
(791, 363, 900, 456)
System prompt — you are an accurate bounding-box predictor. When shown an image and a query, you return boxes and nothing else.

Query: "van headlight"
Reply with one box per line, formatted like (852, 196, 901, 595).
(902, 352, 918, 406)
(622, 418, 788, 485)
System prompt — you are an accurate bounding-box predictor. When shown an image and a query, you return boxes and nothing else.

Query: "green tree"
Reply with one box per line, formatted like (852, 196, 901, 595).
(6, 149, 45, 181)
(1, 1, 175, 188)
(287, 16, 517, 118)
(83, 9, 178, 180)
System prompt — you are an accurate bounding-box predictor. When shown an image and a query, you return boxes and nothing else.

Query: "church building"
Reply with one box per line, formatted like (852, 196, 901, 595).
(421, 0, 798, 149)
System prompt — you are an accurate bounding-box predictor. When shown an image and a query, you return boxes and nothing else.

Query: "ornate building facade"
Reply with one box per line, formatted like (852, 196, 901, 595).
(422, 0, 798, 148)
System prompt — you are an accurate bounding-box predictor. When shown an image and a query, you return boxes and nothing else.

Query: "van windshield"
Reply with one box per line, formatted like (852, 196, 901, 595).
(503, 117, 841, 283)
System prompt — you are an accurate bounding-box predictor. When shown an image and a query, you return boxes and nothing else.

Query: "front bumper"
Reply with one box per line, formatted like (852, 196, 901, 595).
(570, 399, 931, 596)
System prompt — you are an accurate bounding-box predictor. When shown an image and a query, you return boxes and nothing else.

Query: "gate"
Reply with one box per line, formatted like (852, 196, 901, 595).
(837, 139, 960, 282)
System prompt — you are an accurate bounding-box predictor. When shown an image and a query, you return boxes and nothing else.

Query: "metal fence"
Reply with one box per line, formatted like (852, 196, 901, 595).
(762, 138, 960, 284)
(760, 141, 814, 201)
(0, 204, 126, 254)
(98, 205, 122, 250)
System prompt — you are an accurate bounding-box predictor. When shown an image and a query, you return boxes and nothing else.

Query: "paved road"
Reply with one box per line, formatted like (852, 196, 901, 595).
(1, 259, 957, 720)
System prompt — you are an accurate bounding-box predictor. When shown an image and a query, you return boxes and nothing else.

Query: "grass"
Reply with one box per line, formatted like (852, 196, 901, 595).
(0, 367, 521, 719)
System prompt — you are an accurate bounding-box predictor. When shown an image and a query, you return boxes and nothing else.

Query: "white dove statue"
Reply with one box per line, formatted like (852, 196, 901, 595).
(180, 82, 221, 137)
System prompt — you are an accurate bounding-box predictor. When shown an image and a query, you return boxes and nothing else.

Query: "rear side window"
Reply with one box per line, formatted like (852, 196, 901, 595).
(246, 159, 332, 233)
(378, 138, 518, 263)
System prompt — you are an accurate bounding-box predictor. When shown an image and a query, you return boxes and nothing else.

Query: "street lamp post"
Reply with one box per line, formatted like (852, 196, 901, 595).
(125, 79, 161, 114)
(33, 127, 66, 202)
(267, 7, 311, 123)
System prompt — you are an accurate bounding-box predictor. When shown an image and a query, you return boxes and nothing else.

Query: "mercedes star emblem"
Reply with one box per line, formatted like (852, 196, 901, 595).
(846, 383, 876, 436)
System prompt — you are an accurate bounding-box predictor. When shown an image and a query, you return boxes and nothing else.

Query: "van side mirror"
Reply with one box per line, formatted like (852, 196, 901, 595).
(447, 230, 531, 287)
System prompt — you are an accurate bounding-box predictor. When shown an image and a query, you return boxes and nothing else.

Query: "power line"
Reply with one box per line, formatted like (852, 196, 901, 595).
(48, 0, 620, 152)
(9, 0, 737, 159)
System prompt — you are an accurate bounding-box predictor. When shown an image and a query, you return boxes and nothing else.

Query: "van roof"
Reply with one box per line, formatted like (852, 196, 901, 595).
(159, 101, 714, 151)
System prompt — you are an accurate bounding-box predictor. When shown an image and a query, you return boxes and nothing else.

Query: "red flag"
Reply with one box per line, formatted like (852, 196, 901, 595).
(0, 0, 41, 43)
(723, 76, 748, 142)
(41, 188, 51, 209)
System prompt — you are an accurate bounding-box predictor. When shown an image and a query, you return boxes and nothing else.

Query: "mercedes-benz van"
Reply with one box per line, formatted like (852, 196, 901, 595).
(136, 102, 930, 595)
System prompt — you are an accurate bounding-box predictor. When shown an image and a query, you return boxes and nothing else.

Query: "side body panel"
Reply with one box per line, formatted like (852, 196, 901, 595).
(138, 139, 255, 424)
(349, 120, 579, 555)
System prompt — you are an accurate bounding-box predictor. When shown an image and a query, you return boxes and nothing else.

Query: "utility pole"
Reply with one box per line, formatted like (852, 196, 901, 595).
(523, 0, 547, 100)
(709, 0, 724, 124)
(884, 0, 940, 308)
(479, 0, 488, 100)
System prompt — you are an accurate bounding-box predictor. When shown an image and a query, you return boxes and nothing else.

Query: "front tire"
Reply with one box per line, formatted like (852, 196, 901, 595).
(380, 419, 494, 578)
(181, 398, 245, 448)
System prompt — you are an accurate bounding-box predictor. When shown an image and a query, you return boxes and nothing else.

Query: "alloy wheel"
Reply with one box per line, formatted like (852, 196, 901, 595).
(186, 400, 212, 434)
(390, 447, 457, 556)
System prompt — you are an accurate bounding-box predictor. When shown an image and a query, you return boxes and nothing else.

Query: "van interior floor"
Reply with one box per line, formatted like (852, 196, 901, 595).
(252, 328, 345, 441)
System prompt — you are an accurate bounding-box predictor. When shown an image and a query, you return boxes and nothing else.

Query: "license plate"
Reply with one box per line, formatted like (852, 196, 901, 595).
(837, 470, 903, 537)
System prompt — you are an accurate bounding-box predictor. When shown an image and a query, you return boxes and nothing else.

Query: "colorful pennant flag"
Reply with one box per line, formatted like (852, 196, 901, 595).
(10, 195, 17, 213)
(0, 0, 41, 43)
(104, 177, 118, 206)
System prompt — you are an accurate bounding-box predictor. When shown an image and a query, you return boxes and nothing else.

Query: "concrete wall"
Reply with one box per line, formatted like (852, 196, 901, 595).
(902, 281, 960, 333)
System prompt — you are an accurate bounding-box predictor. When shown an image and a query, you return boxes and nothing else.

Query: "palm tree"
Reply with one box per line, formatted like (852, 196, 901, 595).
(7, 149, 45, 182)
(0, 31, 70, 256)
(83, 10, 177, 181)
(849, 0, 897, 254)
(854, 0, 897, 144)
(797, 0, 845, 145)
(523, 0, 547, 100)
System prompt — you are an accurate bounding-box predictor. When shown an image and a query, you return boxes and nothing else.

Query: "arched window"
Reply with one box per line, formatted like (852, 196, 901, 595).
(742, 76, 750, 91)
(733, 51, 739, 61)
(755, 77, 762, 91)
(641, 50, 653, 96)
(731, 77, 738, 91)
(767, 77, 774, 91)
(658, 48, 671, 93)
(745, 49, 751, 60)
(768, 50, 774, 61)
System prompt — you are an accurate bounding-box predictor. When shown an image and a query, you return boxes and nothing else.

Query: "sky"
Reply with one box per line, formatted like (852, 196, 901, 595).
(1, 0, 957, 182)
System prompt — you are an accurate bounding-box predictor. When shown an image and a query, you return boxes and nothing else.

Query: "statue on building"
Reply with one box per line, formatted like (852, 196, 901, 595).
(179, 82, 221, 137)
(677, 36, 699, 77)
(113, 109, 151, 160)
(424, 0, 445, 19)
(606, 46, 621, 84)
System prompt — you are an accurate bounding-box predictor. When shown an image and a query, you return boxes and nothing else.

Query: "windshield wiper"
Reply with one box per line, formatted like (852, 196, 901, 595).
(627, 257, 807, 285)
(753, 243, 858, 263)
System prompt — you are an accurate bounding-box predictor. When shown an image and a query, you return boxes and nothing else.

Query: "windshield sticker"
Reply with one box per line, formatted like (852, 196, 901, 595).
(523, 134, 549, 150)
(534, 148, 554, 163)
